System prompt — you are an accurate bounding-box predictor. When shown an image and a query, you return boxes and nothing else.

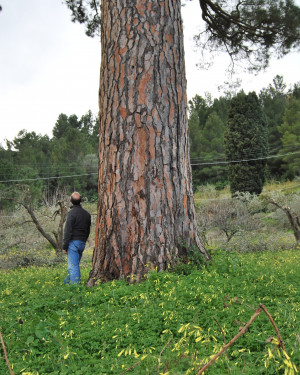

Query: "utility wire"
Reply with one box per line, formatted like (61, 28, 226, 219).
(191, 144, 300, 162)
(0, 172, 98, 183)
(190, 150, 300, 166)
(0, 147, 298, 171)
(189, 144, 292, 162)
(1, 145, 299, 171)
(189, 144, 300, 162)
(0, 151, 299, 183)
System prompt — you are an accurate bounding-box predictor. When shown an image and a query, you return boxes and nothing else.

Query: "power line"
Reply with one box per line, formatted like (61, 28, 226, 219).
(190, 150, 300, 166)
(189, 144, 291, 162)
(0, 148, 298, 173)
(0, 151, 299, 183)
(189, 143, 300, 161)
(0, 172, 98, 184)
(0, 163, 98, 171)
(190, 145, 300, 162)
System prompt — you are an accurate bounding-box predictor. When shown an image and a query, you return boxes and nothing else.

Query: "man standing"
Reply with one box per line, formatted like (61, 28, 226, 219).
(62, 192, 91, 284)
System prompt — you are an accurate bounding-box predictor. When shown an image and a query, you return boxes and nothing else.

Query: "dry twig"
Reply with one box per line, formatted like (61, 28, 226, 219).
(119, 359, 142, 375)
(157, 337, 173, 373)
(0, 327, 14, 375)
(198, 306, 263, 374)
(197, 303, 287, 374)
(213, 316, 226, 345)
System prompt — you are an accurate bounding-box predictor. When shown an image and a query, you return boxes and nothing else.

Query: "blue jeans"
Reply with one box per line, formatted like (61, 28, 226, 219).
(64, 240, 86, 284)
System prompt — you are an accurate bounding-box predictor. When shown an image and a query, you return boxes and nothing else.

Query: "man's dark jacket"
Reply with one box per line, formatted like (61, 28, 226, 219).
(62, 205, 91, 250)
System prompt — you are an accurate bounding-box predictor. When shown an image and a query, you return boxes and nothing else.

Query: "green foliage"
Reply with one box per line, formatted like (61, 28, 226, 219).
(170, 244, 206, 275)
(259, 75, 288, 178)
(0, 111, 98, 206)
(196, 0, 300, 72)
(64, 0, 300, 73)
(278, 96, 300, 178)
(188, 94, 230, 187)
(64, 0, 101, 37)
(0, 248, 61, 269)
(0, 250, 299, 374)
(188, 77, 300, 189)
(224, 92, 268, 195)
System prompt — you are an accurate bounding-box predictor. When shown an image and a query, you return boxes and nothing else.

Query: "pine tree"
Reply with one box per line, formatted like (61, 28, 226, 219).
(63, 0, 300, 283)
(278, 96, 300, 178)
(259, 75, 288, 179)
(224, 92, 268, 195)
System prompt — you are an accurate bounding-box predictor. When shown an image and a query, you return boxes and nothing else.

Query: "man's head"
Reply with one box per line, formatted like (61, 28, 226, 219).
(70, 192, 81, 205)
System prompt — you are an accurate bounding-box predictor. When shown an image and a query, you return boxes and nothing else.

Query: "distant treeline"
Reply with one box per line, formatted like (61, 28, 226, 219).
(0, 111, 99, 208)
(0, 76, 299, 208)
(189, 75, 300, 188)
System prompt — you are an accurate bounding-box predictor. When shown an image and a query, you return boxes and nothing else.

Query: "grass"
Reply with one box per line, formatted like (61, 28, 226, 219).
(0, 249, 299, 374)
(193, 180, 300, 201)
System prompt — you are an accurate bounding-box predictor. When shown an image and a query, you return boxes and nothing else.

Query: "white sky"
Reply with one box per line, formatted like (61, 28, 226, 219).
(0, 0, 300, 145)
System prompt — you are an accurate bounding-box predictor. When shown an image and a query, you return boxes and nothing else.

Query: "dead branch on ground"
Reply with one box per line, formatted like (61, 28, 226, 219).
(197, 303, 286, 374)
(0, 327, 14, 375)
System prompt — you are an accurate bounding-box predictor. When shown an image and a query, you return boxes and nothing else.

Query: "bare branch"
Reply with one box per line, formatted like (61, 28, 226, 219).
(0, 327, 15, 375)
(268, 198, 300, 243)
(22, 203, 57, 250)
(198, 307, 263, 374)
(197, 302, 288, 374)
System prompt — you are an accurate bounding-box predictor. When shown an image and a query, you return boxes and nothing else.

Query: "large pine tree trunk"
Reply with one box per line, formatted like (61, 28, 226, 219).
(87, 0, 210, 286)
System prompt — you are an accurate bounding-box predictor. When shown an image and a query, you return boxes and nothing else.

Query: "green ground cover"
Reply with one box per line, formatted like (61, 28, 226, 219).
(0, 250, 299, 374)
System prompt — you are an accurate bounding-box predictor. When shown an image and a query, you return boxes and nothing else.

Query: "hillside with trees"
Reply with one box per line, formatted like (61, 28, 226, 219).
(1, 76, 299, 207)
(0, 111, 99, 210)
(188, 76, 300, 190)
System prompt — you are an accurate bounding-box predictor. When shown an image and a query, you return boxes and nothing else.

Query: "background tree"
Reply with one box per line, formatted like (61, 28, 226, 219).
(51, 111, 98, 197)
(63, 0, 300, 284)
(268, 196, 300, 244)
(278, 96, 300, 178)
(193, 112, 226, 185)
(3, 131, 50, 204)
(65, 1, 300, 70)
(188, 94, 230, 187)
(0, 146, 16, 210)
(188, 94, 212, 188)
(0, 185, 68, 256)
(0, 111, 98, 207)
(259, 75, 288, 178)
(224, 92, 268, 195)
(197, 194, 259, 243)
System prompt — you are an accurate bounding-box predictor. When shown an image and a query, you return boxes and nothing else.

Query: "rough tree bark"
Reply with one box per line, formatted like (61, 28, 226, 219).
(87, 0, 210, 285)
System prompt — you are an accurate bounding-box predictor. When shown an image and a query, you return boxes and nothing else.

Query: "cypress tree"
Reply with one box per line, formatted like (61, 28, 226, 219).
(224, 92, 268, 195)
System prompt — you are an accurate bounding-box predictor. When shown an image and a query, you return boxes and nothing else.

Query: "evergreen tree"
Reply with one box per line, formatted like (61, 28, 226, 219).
(278, 96, 300, 178)
(196, 0, 300, 72)
(191, 112, 227, 186)
(63, 0, 300, 283)
(4, 131, 52, 201)
(0, 112, 98, 205)
(259, 75, 288, 178)
(224, 92, 268, 195)
(51, 112, 98, 197)
(188, 94, 229, 187)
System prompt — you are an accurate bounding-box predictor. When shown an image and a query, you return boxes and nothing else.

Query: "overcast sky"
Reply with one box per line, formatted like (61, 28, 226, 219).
(1, 0, 300, 146)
